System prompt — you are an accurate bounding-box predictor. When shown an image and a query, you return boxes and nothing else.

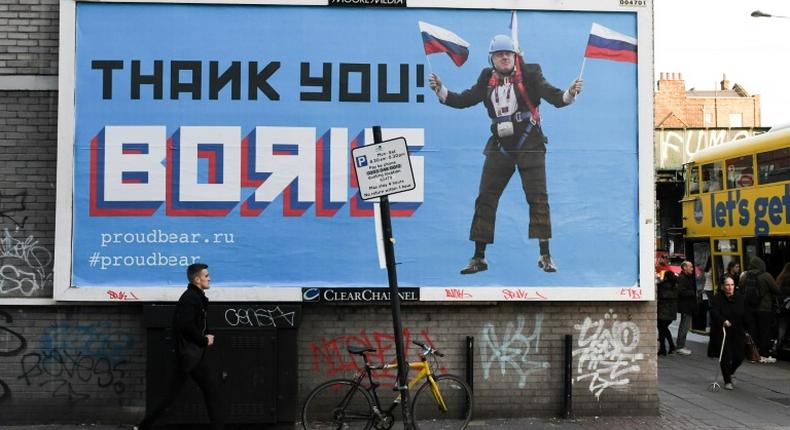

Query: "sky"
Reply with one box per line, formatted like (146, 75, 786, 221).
(654, 0, 790, 127)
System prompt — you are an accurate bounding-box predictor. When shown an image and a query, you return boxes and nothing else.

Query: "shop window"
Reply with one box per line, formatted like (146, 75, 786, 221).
(729, 113, 743, 128)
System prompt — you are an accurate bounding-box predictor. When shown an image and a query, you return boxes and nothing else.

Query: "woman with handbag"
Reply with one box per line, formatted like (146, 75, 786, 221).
(771, 262, 790, 356)
(709, 275, 746, 390)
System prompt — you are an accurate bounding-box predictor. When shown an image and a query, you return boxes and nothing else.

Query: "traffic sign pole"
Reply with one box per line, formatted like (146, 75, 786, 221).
(373, 125, 413, 429)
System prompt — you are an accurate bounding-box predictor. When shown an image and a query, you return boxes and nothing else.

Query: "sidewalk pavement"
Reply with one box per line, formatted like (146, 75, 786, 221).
(5, 331, 790, 430)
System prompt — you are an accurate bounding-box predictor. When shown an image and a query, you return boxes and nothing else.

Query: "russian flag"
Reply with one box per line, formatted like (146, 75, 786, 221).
(418, 21, 470, 67)
(584, 23, 637, 64)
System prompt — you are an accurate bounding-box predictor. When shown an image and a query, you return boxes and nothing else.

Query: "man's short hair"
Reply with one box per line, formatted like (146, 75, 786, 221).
(681, 261, 692, 270)
(187, 263, 208, 282)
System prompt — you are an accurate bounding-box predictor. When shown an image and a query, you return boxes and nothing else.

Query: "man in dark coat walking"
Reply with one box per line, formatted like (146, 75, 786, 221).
(136, 263, 225, 430)
(675, 261, 697, 355)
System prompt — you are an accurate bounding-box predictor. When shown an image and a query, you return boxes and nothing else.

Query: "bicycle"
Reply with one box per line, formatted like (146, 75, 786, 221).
(301, 340, 473, 430)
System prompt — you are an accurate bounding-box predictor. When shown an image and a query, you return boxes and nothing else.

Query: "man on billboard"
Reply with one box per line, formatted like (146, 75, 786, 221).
(429, 34, 582, 274)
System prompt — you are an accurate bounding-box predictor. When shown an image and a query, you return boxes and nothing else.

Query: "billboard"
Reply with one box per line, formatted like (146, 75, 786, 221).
(55, 0, 654, 301)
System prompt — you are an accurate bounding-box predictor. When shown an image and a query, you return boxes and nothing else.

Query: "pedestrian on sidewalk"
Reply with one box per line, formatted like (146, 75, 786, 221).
(741, 256, 779, 363)
(771, 262, 790, 356)
(136, 263, 225, 430)
(657, 270, 678, 355)
(709, 275, 745, 390)
(723, 260, 741, 293)
(676, 261, 697, 355)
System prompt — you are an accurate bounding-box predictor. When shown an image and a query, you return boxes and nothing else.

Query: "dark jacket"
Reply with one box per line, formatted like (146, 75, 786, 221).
(657, 271, 679, 321)
(677, 270, 698, 315)
(779, 272, 790, 311)
(173, 283, 209, 371)
(741, 256, 779, 312)
(442, 63, 568, 148)
(709, 291, 746, 360)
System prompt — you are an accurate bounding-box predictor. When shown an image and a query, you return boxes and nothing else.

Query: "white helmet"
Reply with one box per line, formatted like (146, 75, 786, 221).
(489, 34, 516, 54)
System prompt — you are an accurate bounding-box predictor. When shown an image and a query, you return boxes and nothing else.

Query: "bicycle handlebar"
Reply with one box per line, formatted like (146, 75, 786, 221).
(412, 340, 444, 357)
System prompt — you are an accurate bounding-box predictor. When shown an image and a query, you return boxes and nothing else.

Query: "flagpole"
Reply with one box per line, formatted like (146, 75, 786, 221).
(425, 54, 434, 76)
(578, 57, 587, 80)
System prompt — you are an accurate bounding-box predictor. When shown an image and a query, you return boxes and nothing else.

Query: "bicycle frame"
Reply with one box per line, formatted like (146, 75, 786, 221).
(359, 349, 448, 418)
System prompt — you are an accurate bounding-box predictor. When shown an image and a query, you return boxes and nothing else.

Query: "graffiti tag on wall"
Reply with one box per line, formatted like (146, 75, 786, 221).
(16, 321, 137, 403)
(0, 310, 28, 402)
(309, 328, 440, 379)
(0, 228, 53, 297)
(480, 314, 550, 388)
(18, 349, 128, 403)
(0, 190, 28, 229)
(655, 129, 764, 170)
(573, 309, 644, 399)
(224, 306, 296, 328)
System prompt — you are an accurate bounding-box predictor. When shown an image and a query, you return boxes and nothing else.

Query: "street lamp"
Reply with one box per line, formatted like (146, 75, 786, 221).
(751, 10, 790, 19)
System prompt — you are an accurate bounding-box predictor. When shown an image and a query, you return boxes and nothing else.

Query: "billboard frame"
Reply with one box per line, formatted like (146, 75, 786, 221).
(53, 0, 655, 302)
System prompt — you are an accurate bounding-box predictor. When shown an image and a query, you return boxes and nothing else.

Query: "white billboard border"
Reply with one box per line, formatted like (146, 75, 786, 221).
(52, 0, 654, 302)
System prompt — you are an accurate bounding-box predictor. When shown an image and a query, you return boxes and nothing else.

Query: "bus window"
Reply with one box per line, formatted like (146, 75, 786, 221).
(702, 162, 723, 193)
(725, 155, 754, 189)
(715, 239, 738, 253)
(714, 254, 741, 291)
(688, 165, 699, 194)
(757, 147, 790, 185)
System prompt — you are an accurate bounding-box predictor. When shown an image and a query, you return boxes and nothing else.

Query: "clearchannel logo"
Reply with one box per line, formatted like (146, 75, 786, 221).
(302, 288, 320, 302)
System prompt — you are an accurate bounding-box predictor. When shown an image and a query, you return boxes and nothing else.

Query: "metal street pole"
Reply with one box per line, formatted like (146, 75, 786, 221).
(751, 10, 790, 19)
(372, 125, 413, 429)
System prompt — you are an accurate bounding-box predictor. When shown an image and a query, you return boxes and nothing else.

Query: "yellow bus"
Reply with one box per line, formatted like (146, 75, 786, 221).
(681, 126, 790, 292)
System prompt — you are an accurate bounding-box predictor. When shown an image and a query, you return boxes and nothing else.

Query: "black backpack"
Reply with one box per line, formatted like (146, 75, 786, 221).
(743, 272, 762, 309)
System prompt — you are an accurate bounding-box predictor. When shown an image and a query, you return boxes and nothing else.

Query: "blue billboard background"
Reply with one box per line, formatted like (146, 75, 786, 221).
(73, 3, 639, 289)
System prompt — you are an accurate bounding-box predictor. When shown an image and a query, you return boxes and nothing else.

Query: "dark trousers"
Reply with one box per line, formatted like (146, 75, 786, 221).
(138, 353, 225, 430)
(775, 313, 790, 353)
(720, 331, 745, 384)
(470, 136, 550, 243)
(755, 310, 774, 356)
(692, 299, 709, 331)
(657, 319, 675, 353)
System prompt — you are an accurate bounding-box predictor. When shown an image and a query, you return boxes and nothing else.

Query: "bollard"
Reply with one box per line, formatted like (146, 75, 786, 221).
(564, 334, 573, 418)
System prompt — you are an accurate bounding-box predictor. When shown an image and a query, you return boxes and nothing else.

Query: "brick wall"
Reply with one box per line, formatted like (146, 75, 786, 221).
(0, 301, 658, 424)
(0, 91, 57, 298)
(655, 72, 761, 128)
(298, 301, 658, 418)
(0, 0, 58, 75)
(0, 305, 146, 424)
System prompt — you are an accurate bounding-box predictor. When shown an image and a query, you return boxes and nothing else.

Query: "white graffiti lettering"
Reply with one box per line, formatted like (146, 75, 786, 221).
(0, 229, 53, 296)
(480, 314, 550, 389)
(224, 306, 296, 328)
(573, 309, 644, 399)
(656, 129, 763, 170)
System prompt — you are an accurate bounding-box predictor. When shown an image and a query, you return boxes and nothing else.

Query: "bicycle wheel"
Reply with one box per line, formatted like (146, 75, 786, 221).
(411, 374, 472, 430)
(302, 378, 375, 430)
